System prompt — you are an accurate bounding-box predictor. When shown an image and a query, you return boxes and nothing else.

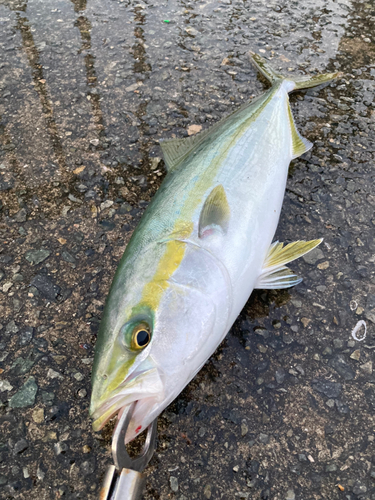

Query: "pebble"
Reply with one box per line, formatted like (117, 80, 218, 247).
(81, 460, 95, 475)
(61, 250, 76, 264)
(329, 355, 355, 381)
(2, 281, 13, 293)
(100, 200, 114, 210)
(13, 438, 28, 455)
(283, 332, 293, 345)
(54, 442, 69, 455)
(241, 422, 248, 437)
(360, 361, 372, 375)
(204, 484, 212, 499)
(25, 248, 51, 265)
(9, 377, 38, 408)
(275, 368, 286, 384)
(335, 400, 350, 414)
(19, 327, 34, 345)
(322, 346, 332, 356)
(301, 317, 311, 328)
(333, 339, 343, 349)
(150, 157, 161, 170)
(125, 82, 141, 92)
(47, 369, 63, 379)
(325, 463, 337, 472)
(44, 431, 57, 441)
(0, 380, 13, 392)
(74, 372, 85, 381)
(296, 365, 305, 376)
(170, 476, 179, 492)
(317, 261, 329, 270)
(185, 27, 199, 36)
(302, 248, 324, 265)
(31, 274, 61, 301)
(5, 320, 19, 334)
(285, 489, 295, 500)
(258, 433, 269, 444)
(312, 380, 342, 399)
(14, 208, 27, 222)
(32, 408, 45, 424)
(350, 350, 361, 361)
(352, 483, 367, 495)
(187, 124, 202, 135)
(68, 193, 82, 203)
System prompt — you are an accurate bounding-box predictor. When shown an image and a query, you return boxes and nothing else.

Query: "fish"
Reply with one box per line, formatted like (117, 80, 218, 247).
(89, 52, 338, 442)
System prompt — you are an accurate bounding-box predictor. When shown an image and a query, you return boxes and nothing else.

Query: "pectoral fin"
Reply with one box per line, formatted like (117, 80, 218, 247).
(199, 185, 230, 238)
(255, 239, 322, 289)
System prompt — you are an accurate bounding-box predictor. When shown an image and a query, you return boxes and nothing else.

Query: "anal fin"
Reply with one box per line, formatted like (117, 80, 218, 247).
(255, 239, 322, 290)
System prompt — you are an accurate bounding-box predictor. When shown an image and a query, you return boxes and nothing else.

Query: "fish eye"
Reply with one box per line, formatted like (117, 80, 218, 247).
(130, 322, 151, 350)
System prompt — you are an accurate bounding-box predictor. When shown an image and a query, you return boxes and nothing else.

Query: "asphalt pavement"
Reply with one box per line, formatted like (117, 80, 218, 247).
(1, 0, 375, 498)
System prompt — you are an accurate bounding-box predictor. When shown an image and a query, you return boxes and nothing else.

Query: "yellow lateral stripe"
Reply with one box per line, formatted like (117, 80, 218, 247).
(140, 223, 193, 310)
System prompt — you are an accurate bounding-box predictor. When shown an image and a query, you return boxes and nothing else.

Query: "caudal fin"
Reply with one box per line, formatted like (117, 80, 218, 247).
(249, 51, 340, 91)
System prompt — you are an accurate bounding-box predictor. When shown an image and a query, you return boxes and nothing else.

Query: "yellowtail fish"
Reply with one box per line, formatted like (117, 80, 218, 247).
(90, 52, 338, 441)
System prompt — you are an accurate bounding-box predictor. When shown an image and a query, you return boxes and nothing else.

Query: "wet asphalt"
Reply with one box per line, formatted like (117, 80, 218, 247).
(1, 0, 375, 499)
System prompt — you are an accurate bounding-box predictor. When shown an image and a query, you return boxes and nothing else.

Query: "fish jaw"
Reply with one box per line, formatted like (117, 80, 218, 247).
(90, 357, 165, 432)
(122, 396, 165, 444)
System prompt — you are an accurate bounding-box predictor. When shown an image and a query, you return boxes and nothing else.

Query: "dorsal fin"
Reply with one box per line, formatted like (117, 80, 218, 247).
(199, 185, 230, 238)
(160, 134, 206, 173)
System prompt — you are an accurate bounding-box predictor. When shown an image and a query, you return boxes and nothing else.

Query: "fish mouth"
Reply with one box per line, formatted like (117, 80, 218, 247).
(91, 360, 164, 433)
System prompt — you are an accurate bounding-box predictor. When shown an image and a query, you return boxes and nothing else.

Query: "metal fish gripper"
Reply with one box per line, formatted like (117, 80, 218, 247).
(99, 402, 157, 500)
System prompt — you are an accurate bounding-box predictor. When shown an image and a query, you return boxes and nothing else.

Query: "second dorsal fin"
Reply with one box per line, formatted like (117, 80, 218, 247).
(287, 102, 313, 159)
(199, 185, 231, 238)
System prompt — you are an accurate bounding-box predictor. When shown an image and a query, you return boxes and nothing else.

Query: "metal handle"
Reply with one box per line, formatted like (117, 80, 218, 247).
(99, 402, 158, 500)
(100, 465, 145, 500)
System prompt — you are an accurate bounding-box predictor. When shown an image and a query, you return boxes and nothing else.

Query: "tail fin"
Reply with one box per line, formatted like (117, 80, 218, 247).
(249, 51, 340, 91)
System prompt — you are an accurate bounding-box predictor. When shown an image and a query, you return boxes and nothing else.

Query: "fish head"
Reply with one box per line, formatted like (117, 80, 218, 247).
(90, 239, 220, 442)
